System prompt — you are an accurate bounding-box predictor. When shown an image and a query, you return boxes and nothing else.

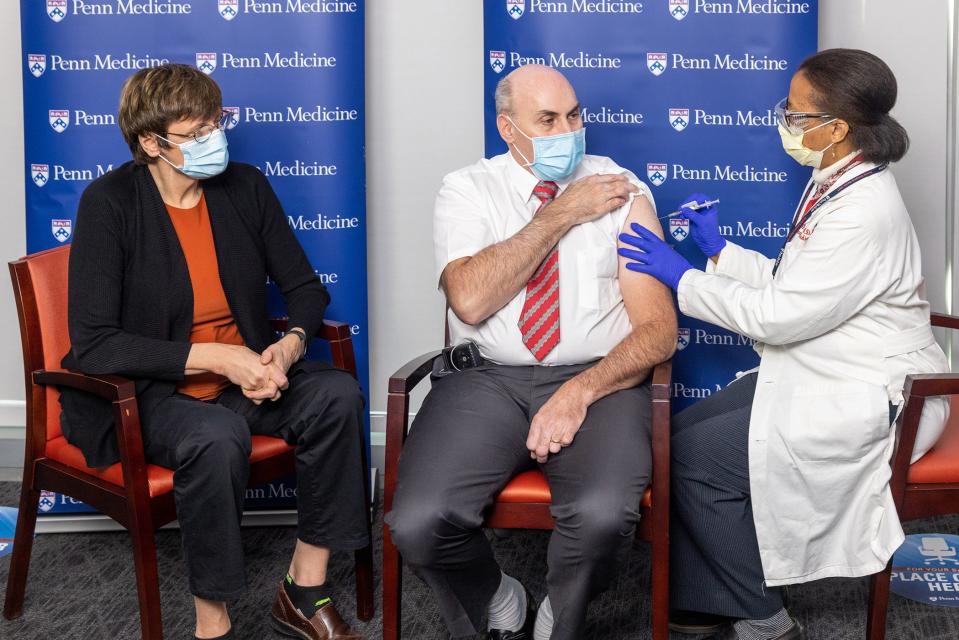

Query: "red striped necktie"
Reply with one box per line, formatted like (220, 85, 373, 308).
(518, 180, 561, 361)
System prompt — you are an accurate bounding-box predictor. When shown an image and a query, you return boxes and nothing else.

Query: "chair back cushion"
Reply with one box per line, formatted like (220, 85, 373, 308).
(14, 246, 71, 441)
(908, 395, 959, 484)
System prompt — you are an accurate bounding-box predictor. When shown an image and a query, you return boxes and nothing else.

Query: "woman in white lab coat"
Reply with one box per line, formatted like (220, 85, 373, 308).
(618, 48, 950, 640)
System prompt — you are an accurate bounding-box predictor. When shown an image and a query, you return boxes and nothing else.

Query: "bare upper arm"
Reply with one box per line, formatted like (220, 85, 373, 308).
(618, 194, 677, 332)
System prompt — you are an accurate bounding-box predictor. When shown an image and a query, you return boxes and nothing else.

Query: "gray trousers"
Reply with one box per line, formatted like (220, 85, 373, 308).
(669, 372, 784, 619)
(385, 362, 652, 639)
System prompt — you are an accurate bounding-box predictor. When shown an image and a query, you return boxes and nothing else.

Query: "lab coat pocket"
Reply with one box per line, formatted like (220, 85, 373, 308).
(576, 246, 618, 311)
(787, 382, 890, 462)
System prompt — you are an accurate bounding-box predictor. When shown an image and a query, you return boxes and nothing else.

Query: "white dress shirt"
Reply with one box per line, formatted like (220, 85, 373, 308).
(434, 151, 654, 366)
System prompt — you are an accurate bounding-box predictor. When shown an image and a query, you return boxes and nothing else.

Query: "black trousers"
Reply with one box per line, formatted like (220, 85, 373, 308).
(669, 372, 783, 619)
(385, 362, 652, 639)
(142, 367, 370, 601)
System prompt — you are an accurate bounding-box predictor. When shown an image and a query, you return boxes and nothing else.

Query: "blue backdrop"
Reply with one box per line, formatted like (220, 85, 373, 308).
(22, 0, 367, 515)
(484, 0, 818, 411)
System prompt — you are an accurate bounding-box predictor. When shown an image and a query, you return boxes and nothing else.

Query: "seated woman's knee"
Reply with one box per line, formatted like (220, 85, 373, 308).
(177, 409, 251, 467)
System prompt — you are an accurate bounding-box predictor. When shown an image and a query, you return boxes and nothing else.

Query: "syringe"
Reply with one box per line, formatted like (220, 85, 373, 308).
(658, 198, 720, 220)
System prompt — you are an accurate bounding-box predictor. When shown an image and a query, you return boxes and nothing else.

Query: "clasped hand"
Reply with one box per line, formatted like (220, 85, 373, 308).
(220, 336, 302, 405)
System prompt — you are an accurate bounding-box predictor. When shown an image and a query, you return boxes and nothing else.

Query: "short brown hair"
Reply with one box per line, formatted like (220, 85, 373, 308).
(118, 63, 222, 165)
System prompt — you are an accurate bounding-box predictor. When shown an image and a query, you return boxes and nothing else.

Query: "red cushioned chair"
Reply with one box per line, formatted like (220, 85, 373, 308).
(2, 245, 374, 640)
(381, 340, 672, 640)
(866, 312, 959, 639)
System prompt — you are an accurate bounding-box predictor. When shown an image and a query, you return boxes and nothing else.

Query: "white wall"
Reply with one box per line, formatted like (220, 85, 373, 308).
(365, 1, 484, 447)
(820, 0, 951, 321)
(0, 1, 955, 467)
(0, 2, 26, 457)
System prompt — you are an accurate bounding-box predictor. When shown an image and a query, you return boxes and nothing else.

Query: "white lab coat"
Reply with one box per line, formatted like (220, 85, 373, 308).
(676, 160, 950, 586)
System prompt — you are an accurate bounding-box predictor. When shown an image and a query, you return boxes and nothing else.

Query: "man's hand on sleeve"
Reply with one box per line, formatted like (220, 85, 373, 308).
(547, 174, 639, 228)
(526, 381, 590, 463)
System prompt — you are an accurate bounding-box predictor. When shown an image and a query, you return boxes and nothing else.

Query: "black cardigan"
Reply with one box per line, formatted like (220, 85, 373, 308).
(60, 161, 331, 467)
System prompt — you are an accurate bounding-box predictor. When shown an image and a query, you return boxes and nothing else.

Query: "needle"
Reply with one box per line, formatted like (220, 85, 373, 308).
(658, 198, 720, 220)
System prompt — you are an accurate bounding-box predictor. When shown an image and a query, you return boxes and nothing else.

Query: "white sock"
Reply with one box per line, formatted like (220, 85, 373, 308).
(533, 595, 553, 640)
(733, 608, 794, 639)
(487, 572, 527, 632)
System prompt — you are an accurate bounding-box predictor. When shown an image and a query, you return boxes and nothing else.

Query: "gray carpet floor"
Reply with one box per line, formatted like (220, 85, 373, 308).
(0, 480, 958, 640)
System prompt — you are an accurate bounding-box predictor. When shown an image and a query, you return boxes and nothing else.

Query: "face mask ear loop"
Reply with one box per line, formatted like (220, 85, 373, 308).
(505, 116, 536, 168)
(152, 133, 185, 172)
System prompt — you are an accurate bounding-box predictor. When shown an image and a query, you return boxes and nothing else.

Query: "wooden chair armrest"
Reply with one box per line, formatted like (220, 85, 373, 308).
(388, 350, 443, 395)
(34, 369, 136, 402)
(650, 359, 672, 402)
(269, 317, 353, 342)
(904, 373, 959, 399)
(931, 312, 959, 330)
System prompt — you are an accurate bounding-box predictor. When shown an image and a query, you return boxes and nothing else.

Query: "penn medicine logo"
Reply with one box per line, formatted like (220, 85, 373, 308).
(489, 50, 506, 73)
(196, 52, 217, 74)
(507, 0, 525, 18)
(676, 327, 691, 351)
(49, 110, 70, 133)
(647, 53, 667, 76)
(646, 163, 666, 187)
(669, 217, 690, 241)
(669, 108, 689, 132)
(28, 54, 47, 78)
(669, 0, 689, 20)
(223, 106, 240, 129)
(47, 0, 68, 21)
(31, 164, 49, 187)
(38, 490, 57, 512)
(52, 220, 72, 243)
(218, 0, 238, 19)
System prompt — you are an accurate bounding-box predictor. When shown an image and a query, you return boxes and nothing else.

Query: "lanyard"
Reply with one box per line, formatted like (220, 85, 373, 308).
(771, 163, 888, 277)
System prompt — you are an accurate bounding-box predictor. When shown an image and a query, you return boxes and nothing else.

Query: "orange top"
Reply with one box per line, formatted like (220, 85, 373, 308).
(166, 194, 244, 401)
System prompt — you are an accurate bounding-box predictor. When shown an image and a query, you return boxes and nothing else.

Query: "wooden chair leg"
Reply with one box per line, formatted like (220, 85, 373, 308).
(866, 563, 892, 640)
(2, 472, 40, 621)
(129, 524, 163, 640)
(650, 527, 669, 640)
(382, 524, 402, 640)
(354, 543, 374, 621)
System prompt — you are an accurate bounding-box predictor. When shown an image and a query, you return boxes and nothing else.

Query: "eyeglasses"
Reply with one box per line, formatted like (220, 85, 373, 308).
(164, 109, 233, 144)
(774, 97, 833, 135)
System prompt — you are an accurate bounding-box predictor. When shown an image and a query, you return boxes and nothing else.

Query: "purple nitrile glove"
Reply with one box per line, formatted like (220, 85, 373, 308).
(679, 192, 726, 258)
(618, 222, 694, 291)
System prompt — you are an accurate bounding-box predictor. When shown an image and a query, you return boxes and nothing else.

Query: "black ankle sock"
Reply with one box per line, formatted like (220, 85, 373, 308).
(284, 574, 333, 618)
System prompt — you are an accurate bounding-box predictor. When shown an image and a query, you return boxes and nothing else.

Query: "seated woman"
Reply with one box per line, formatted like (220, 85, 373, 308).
(59, 63, 367, 640)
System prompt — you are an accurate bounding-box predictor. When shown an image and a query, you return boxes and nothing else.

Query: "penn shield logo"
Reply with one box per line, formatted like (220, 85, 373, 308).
(677, 327, 691, 351)
(52, 219, 72, 243)
(31, 164, 49, 188)
(223, 106, 240, 129)
(669, 217, 690, 242)
(38, 491, 57, 513)
(28, 54, 47, 78)
(507, 0, 525, 19)
(489, 50, 506, 74)
(218, 0, 239, 20)
(669, 108, 689, 132)
(669, 0, 689, 21)
(48, 110, 70, 133)
(646, 163, 667, 187)
(46, 0, 67, 22)
(647, 53, 667, 76)
(196, 52, 217, 75)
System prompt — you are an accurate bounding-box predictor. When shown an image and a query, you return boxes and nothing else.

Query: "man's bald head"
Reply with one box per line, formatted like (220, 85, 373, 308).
(494, 64, 576, 116)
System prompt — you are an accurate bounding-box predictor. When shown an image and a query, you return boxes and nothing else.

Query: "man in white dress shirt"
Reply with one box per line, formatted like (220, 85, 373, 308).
(385, 64, 676, 640)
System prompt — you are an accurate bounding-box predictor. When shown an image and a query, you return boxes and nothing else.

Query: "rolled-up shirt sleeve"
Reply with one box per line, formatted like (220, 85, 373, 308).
(433, 171, 493, 283)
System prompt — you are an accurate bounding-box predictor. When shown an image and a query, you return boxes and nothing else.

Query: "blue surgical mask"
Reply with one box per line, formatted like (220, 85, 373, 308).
(507, 117, 586, 182)
(155, 128, 229, 179)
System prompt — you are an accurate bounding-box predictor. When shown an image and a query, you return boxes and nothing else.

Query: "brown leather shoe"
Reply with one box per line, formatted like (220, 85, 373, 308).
(270, 583, 361, 640)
